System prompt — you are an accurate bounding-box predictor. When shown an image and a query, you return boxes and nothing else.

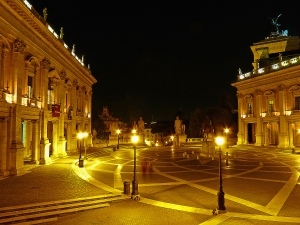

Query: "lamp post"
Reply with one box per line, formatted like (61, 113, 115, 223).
(131, 133, 140, 200)
(224, 128, 229, 148)
(116, 129, 121, 149)
(215, 136, 226, 214)
(77, 132, 86, 168)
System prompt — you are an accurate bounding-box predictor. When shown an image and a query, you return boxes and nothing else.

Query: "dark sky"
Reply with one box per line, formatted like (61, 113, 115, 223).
(27, 1, 300, 122)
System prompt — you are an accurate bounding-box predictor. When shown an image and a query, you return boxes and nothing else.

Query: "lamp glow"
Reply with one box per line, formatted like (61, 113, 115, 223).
(215, 137, 224, 146)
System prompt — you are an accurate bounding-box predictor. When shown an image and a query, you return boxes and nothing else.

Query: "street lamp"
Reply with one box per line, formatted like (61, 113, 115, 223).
(214, 136, 226, 214)
(131, 134, 140, 200)
(224, 128, 229, 148)
(116, 129, 121, 149)
(77, 132, 87, 168)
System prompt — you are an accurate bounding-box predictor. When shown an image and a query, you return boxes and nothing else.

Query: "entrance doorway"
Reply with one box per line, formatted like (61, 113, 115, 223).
(248, 123, 256, 144)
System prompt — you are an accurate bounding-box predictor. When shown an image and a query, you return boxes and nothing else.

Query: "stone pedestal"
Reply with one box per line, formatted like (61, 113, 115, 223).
(201, 140, 215, 156)
(179, 134, 187, 145)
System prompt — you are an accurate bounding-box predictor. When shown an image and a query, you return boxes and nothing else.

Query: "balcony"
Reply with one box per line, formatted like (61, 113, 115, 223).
(238, 56, 300, 81)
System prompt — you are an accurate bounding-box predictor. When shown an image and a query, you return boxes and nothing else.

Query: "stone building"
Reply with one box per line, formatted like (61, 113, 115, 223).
(0, 0, 96, 176)
(232, 33, 300, 148)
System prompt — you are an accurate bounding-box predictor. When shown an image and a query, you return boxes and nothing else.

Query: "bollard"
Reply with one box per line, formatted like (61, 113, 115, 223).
(113, 146, 116, 151)
(123, 180, 130, 195)
(79, 158, 84, 168)
(226, 152, 228, 166)
(292, 148, 295, 154)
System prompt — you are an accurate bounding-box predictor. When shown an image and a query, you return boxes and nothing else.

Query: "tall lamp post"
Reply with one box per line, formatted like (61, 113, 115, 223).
(77, 132, 87, 168)
(116, 129, 121, 149)
(215, 136, 226, 214)
(224, 128, 229, 148)
(131, 132, 140, 200)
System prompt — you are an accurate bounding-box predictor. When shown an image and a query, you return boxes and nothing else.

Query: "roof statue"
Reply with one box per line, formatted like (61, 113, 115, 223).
(43, 8, 48, 21)
(270, 14, 281, 35)
(60, 27, 64, 39)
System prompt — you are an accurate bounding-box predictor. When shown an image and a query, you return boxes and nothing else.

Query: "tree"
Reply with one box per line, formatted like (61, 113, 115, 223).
(188, 108, 205, 138)
(91, 109, 108, 140)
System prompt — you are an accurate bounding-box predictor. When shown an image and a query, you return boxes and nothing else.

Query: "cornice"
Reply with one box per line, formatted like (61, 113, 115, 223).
(1, 0, 97, 85)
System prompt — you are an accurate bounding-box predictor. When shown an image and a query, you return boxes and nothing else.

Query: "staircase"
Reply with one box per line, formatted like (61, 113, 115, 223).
(0, 193, 129, 224)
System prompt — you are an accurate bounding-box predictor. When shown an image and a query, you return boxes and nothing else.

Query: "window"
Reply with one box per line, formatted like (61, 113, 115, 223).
(268, 100, 274, 113)
(248, 103, 252, 114)
(295, 97, 300, 110)
(28, 76, 33, 99)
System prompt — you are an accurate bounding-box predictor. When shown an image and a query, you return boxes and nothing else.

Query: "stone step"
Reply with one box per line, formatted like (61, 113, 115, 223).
(0, 194, 128, 224)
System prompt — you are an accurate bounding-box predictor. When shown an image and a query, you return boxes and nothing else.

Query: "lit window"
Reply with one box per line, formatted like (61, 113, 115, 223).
(295, 97, 300, 110)
(28, 76, 33, 99)
(268, 100, 274, 113)
(248, 103, 252, 114)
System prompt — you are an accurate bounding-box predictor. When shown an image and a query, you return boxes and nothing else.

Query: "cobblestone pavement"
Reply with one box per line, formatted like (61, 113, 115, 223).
(0, 145, 299, 224)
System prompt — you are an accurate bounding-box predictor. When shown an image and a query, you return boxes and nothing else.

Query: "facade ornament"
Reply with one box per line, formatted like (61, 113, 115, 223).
(43, 8, 48, 21)
(82, 55, 84, 63)
(72, 79, 78, 87)
(0, 34, 11, 52)
(244, 94, 253, 101)
(59, 27, 64, 39)
(64, 79, 73, 91)
(277, 84, 285, 91)
(59, 70, 67, 80)
(72, 44, 75, 54)
(255, 89, 262, 95)
(264, 90, 274, 96)
(14, 38, 27, 53)
(41, 58, 51, 70)
(288, 85, 300, 92)
(237, 93, 243, 98)
(81, 86, 86, 93)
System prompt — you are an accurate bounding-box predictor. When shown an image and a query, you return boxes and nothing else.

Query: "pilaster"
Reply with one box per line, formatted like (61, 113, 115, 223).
(0, 117, 9, 176)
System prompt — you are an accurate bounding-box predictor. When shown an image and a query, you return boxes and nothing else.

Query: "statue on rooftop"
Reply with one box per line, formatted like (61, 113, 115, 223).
(238, 68, 242, 75)
(269, 14, 281, 35)
(60, 27, 64, 39)
(43, 8, 48, 21)
(72, 44, 75, 54)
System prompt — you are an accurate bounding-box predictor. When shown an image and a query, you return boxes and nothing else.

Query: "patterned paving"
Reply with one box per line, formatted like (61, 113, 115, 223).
(74, 145, 300, 224)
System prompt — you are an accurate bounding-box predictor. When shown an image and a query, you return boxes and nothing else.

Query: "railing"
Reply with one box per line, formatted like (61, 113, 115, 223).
(238, 56, 300, 81)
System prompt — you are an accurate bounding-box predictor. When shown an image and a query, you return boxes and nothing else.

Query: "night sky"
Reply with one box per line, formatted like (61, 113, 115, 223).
(27, 1, 300, 122)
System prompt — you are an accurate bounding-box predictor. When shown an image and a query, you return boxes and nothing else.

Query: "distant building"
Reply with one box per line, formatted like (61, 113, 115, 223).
(0, 0, 96, 176)
(232, 34, 300, 148)
(99, 106, 123, 134)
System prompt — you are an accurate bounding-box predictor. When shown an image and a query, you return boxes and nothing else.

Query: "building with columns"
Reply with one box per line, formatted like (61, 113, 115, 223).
(0, 0, 96, 176)
(232, 34, 300, 148)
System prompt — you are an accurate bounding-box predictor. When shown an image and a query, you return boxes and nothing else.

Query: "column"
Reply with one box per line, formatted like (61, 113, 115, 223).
(278, 85, 289, 148)
(289, 122, 295, 148)
(10, 105, 25, 175)
(255, 89, 263, 146)
(39, 111, 51, 165)
(244, 123, 248, 144)
(30, 120, 40, 164)
(51, 120, 59, 158)
(13, 39, 26, 105)
(237, 93, 244, 145)
(0, 117, 9, 176)
(39, 59, 51, 165)
(0, 35, 11, 100)
(57, 71, 67, 157)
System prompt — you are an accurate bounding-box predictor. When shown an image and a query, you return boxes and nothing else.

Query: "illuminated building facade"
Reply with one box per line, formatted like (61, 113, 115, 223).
(0, 0, 96, 176)
(232, 34, 300, 148)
